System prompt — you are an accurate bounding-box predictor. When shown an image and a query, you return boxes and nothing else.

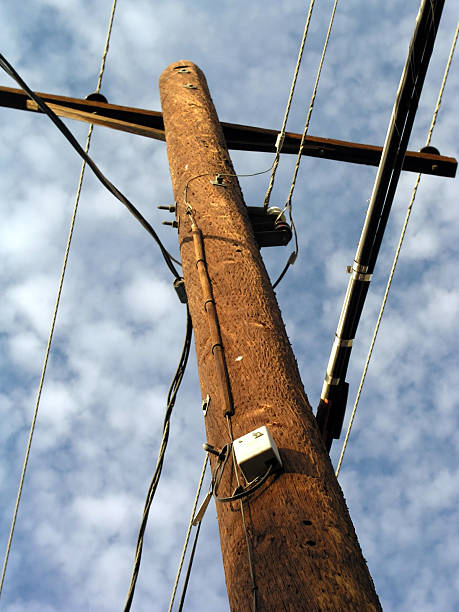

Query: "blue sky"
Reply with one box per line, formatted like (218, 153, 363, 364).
(1, 1, 458, 610)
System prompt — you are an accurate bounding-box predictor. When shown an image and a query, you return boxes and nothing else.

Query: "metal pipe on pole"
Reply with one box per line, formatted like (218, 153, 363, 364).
(316, 0, 446, 450)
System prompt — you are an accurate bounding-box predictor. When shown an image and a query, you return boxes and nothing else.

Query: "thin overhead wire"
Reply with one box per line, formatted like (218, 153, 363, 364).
(272, 0, 340, 288)
(335, 20, 459, 478)
(283, 0, 340, 209)
(0, 2, 119, 596)
(263, 0, 316, 209)
(0, 53, 181, 279)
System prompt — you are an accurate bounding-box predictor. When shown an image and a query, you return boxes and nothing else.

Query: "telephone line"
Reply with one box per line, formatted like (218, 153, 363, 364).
(0, 53, 180, 280)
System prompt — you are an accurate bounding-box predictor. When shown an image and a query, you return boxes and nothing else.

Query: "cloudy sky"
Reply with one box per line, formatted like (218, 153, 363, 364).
(1, 1, 458, 610)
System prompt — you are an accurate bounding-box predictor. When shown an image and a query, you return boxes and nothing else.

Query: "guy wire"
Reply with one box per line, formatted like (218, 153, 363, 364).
(263, 0, 317, 209)
(0, 0, 118, 597)
(272, 0, 340, 289)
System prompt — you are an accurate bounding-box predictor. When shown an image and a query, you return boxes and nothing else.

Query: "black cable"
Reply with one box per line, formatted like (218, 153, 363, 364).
(123, 307, 193, 612)
(0, 52, 181, 280)
(272, 259, 291, 290)
(213, 463, 274, 503)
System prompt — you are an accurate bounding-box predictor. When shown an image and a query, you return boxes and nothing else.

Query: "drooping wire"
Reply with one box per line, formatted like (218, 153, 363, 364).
(335, 20, 459, 478)
(168, 454, 209, 612)
(0, 52, 180, 279)
(272, 0, 340, 289)
(0, 2, 119, 596)
(123, 307, 193, 612)
(263, 0, 317, 210)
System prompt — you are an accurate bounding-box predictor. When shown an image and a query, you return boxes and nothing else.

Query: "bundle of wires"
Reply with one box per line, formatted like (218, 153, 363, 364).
(124, 307, 193, 611)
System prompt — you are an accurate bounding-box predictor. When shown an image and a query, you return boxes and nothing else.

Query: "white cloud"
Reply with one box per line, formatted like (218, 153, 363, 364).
(1, 2, 458, 611)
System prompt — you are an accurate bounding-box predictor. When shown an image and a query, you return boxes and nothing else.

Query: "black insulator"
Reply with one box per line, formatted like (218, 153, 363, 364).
(420, 145, 440, 156)
(246, 206, 292, 248)
(85, 92, 108, 104)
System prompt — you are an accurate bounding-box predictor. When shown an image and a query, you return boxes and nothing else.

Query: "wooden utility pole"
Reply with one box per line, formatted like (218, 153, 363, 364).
(160, 61, 381, 611)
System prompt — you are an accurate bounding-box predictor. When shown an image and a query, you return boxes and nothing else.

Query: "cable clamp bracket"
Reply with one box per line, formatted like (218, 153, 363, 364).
(335, 336, 353, 348)
(210, 174, 226, 187)
(192, 490, 212, 526)
(346, 262, 372, 282)
(275, 132, 285, 151)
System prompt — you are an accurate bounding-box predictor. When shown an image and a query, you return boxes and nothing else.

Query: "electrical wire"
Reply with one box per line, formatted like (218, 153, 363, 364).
(263, 0, 317, 209)
(123, 307, 193, 612)
(0, 2, 119, 595)
(335, 19, 459, 478)
(0, 52, 180, 279)
(272, 0, 340, 289)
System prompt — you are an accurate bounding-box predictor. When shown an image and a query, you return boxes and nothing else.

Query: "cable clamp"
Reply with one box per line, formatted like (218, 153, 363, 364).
(325, 373, 340, 385)
(352, 271, 372, 282)
(351, 262, 369, 274)
(275, 132, 285, 151)
(204, 299, 216, 312)
(288, 251, 297, 265)
(335, 336, 353, 348)
(210, 174, 226, 187)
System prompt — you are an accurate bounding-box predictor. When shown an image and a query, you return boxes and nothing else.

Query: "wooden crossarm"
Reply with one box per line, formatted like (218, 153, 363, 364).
(0, 85, 456, 177)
